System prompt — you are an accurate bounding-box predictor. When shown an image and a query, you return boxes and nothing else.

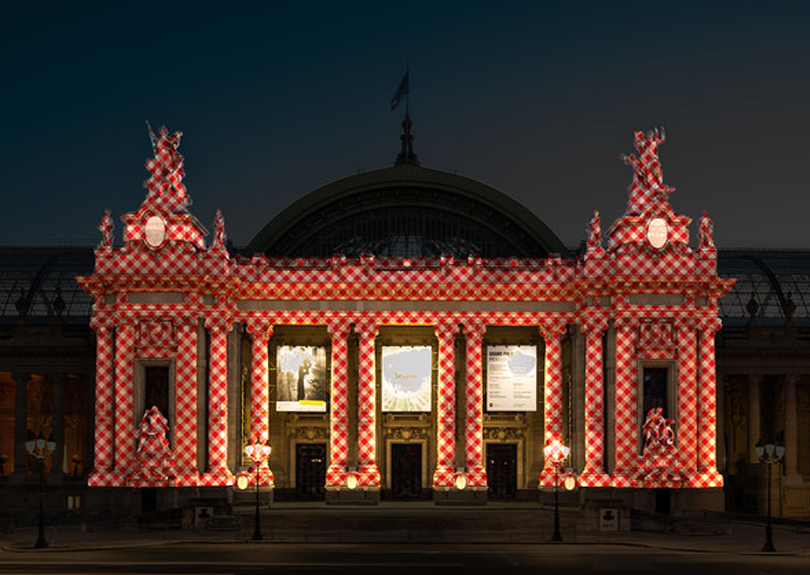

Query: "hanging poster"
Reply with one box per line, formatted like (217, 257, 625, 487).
(381, 346, 432, 412)
(486, 345, 537, 411)
(276, 346, 328, 412)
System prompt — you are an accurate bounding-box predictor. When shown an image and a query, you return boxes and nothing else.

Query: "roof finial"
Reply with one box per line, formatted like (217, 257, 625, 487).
(395, 111, 419, 166)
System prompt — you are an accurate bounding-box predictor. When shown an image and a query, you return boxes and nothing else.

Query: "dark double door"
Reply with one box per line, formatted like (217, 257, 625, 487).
(487, 443, 517, 499)
(296, 443, 326, 499)
(391, 443, 422, 499)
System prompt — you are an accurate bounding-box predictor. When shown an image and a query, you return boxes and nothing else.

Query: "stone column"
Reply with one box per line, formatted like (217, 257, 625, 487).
(463, 321, 487, 487)
(433, 321, 458, 487)
(695, 321, 723, 487)
(325, 321, 351, 487)
(540, 322, 567, 485)
(354, 320, 381, 487)
(580, 314, 609, 486)
(677, 324, 699, 480)
(11, 372, 29, 481)
(246, 321, 273, 484)
(49, 373, 65, 478)
(113, 323, 136, 484)
(201, 319, 233, 484)
(612, 318, 638, 487)
(784, 374, 800, 482)
(174, 321, 199, 485)
(748, 374, 763, 463)
(89, 324, 114, 485)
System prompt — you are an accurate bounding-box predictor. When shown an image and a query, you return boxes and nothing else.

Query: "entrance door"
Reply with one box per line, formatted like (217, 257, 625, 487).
(391, 443, 422, 499)
(295, 444, 326, 499)
(487, 443, 517, 499)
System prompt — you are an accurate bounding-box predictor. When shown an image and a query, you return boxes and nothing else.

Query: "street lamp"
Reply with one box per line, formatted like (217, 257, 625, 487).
(755, 439, 785, 552)
(244, 437, 271, 541)
(544, 438, 570, 542)
(25, 432, 56, 549)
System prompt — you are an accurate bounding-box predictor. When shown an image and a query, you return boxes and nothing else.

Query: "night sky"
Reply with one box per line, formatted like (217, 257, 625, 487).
(3, 2, 809, 250)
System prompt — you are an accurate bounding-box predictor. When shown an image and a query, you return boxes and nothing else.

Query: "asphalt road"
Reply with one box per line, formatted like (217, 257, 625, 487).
(2, 542, 809, 575)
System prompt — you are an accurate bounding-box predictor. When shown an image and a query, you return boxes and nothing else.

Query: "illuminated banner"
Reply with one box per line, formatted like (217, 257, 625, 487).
(276, 346, 328, 412)
(486, 345, 537, 411)
(381, 346, 432, 412)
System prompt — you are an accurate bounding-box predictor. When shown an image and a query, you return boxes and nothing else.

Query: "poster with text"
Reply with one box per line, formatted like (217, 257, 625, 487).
(486, 345, 537, 411)
(381, 346, 432, 412)
(276, 346, 328, 412)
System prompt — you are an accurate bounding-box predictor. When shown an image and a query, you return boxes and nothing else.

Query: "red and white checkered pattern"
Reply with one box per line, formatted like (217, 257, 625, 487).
(355, 320, 381, 487)
(463, 322, 487, 486)
(79, 127, 734, 495)
(326, 321, 351, 486)
(113, 324, 137, 483)
(580, 316, 610, 486)
(88, 325, 115, 486)
(677, 326, 699, 481)
(612, 321, 638, 487)
(174, 323, 198, 485)
(200, 324, 233, 486)
(539, 322, 567, 485)
(432, 322, 458, 487)
(246, 323, 273, 483)
(693, 324, 722, 487)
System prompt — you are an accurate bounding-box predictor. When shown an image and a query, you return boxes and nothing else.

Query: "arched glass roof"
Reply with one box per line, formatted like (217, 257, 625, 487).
(0, 246, 95, 324)
(717, 250, 810, 325)
(244, 164, 571, 259)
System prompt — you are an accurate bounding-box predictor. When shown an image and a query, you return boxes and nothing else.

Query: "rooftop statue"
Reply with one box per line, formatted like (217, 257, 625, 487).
(621, 128, 674, 215)
(144, 122, 190, 211)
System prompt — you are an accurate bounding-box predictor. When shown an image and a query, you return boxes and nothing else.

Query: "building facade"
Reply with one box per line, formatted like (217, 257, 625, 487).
(1, 125, 807, 522)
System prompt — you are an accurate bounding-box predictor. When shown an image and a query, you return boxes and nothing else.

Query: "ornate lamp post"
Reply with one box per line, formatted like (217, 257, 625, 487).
(244, 438, 271, 541)
(755, 439, 784, 552)
(544, 439, 570, 542)
(25, 433, 56, 549)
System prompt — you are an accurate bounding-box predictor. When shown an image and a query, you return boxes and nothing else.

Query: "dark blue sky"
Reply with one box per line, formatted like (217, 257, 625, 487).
(3, 2, 809, 249)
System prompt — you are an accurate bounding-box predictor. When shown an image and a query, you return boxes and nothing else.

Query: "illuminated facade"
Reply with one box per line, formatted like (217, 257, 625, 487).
(67, 126, 735, 511)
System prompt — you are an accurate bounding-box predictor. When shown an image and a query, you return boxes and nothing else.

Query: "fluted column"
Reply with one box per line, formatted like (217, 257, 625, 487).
(11, 372, 29, 480)
(540, 322, 567, 485)
(326, 320, 351, 487)
(201, 318, 233, 485)
(113, 323, 136, 484)
(355, 320, 381, 487)
(174, 320, 199, 485)
(246, 321, 273, 484)
(89, 323, 115, 485)
(433, 321, 458, 487)
(677, 323, 699, 480)
(694, 319, 723, 487)
(785, 374, 800, 481)
(612, 317, 638, 487)
(579, 313, 610, 486)
(463, 321, 487, 487)
(748, 373, 763, 463)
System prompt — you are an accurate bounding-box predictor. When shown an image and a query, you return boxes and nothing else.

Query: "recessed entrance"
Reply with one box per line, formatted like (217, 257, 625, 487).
(295, 443, 326, 499)
(487, 443, 517, 499)
(390, 443, 422, 499)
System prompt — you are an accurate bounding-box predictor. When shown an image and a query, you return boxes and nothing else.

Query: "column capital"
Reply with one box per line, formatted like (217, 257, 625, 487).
(90, 316, 114, 333)
(353, 319, 379, 339)
(460, 319, 486, 340)
(578, 310, 609, 336)
(204, 315, 233, 332)
(327, 319, 353, 337)
(540, 321, 567, 341)
(613, 314, 639, 332)
(698, 316, 722, 334)
(245, 320, 273, 339)
(785, 373, 801, 386)
(748, 373, 764, 385)
(434, 320, 460, 339)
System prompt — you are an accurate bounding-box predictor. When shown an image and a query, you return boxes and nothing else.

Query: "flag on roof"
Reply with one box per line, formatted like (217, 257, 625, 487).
(390, 70, 409, 110)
